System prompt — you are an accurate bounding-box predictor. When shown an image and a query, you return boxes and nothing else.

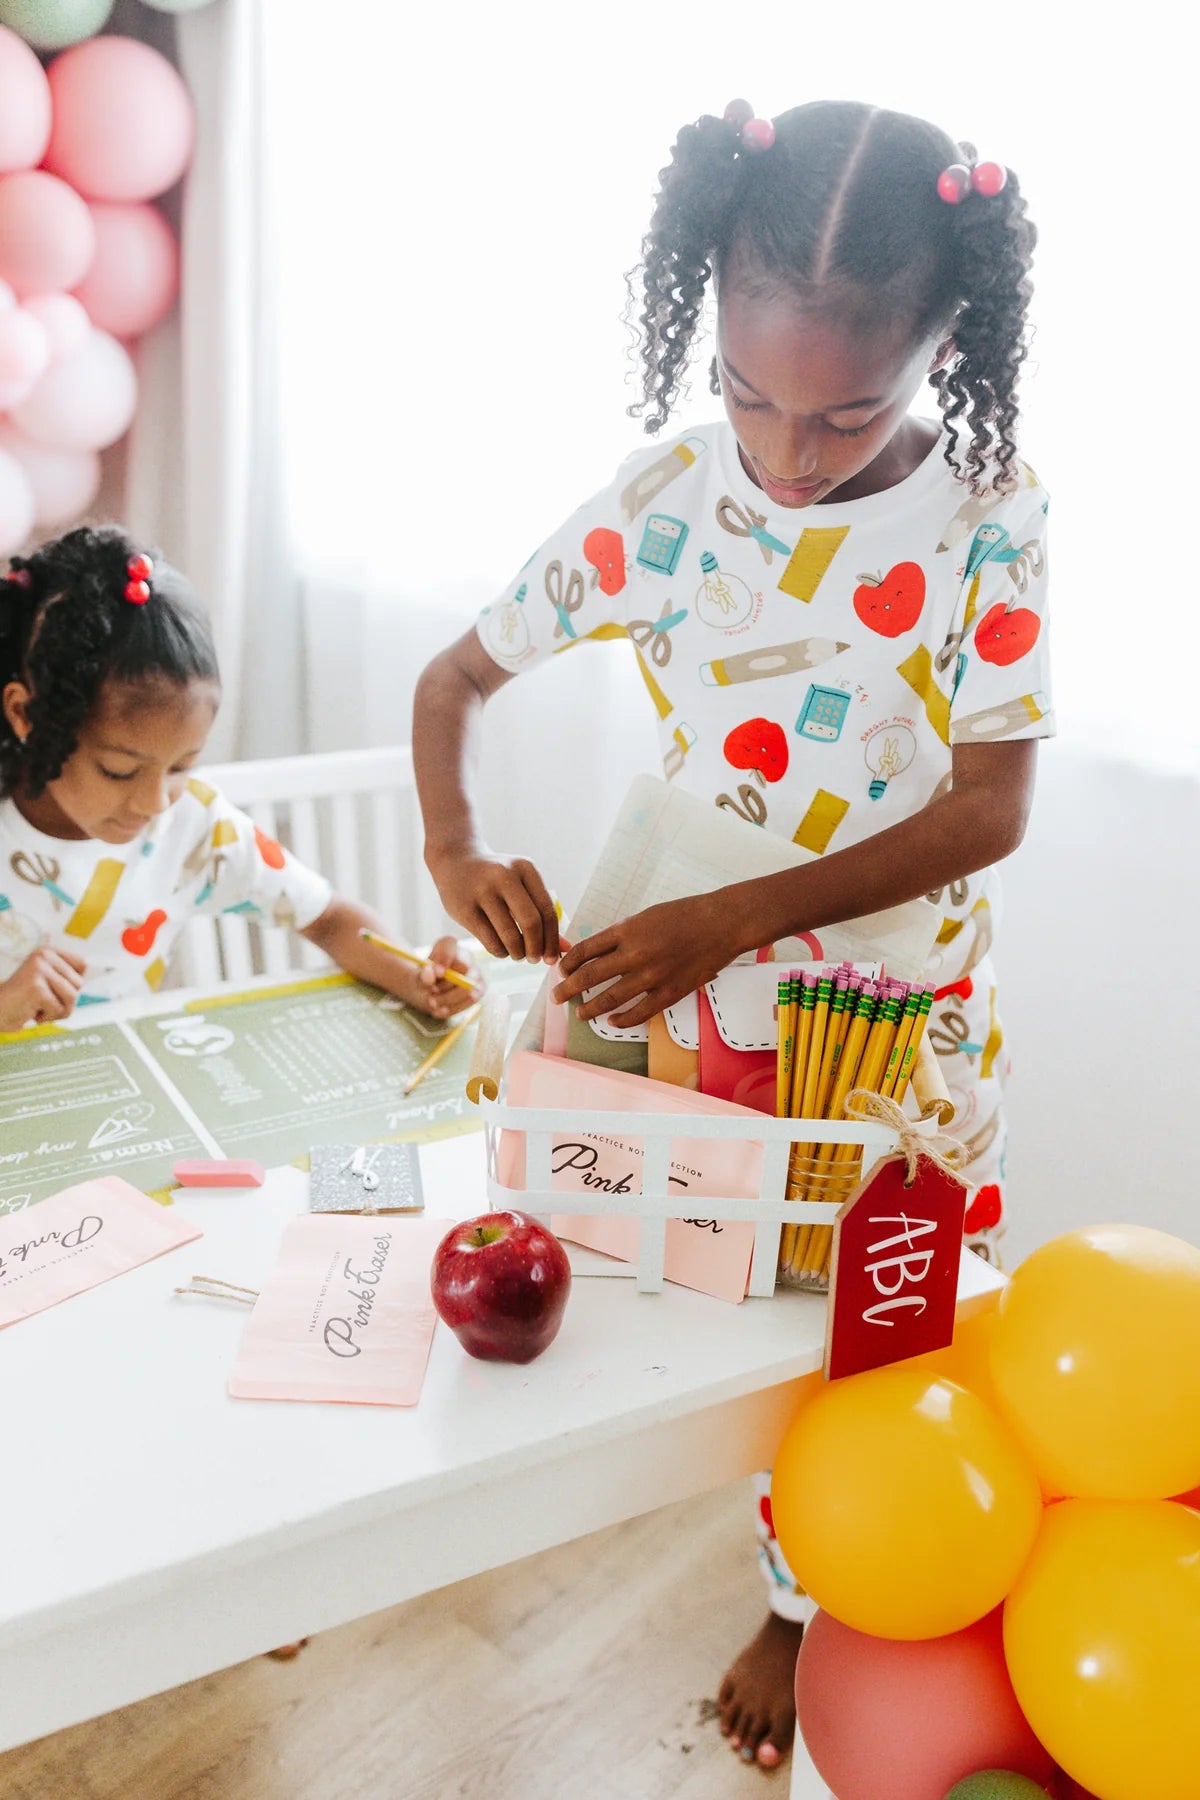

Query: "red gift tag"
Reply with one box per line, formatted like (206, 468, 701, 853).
(823, 1152, 967, 1381)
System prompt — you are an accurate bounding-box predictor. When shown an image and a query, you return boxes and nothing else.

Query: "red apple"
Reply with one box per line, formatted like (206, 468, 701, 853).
(724, 716, 789, 782)
(974, 601, 1041, 665)
(853, 561, 925, 636)
(431, 1210, 571, 1363)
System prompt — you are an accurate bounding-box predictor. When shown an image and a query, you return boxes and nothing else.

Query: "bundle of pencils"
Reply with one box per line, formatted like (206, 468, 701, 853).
(774, 965, 934, 1288)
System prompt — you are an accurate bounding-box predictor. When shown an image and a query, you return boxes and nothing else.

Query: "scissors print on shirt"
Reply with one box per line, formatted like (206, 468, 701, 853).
(627, 602, 689, 668)
(546, 561, 585, 639)
(716, 495, 791, 564)
(10, 851, 75, 910)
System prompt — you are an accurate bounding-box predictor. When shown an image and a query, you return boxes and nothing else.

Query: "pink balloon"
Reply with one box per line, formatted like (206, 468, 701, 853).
(0, 421, 101, 529)
(19, 292, 90, 363)
(0, 306, 50, 399)
(796, 1609, 1055, 1800)
(71, 201, 179, 339)
(11, 326, 136, 451)
(0, 445, 35, 557)
(44, 37, 195, 203)
(0, 170, 96, 298)
(0, 25, 52, 174)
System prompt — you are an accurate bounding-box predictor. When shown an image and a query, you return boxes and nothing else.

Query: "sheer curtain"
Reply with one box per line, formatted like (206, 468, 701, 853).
(261, 0, 1198, 900)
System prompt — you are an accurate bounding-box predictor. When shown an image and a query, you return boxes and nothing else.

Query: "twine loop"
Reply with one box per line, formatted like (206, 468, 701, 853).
(174, 1275, 259, 1307)
(843, 1088, 967, 1185)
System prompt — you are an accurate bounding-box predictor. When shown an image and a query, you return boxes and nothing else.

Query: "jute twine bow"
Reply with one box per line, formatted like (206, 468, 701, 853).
(174, 1276, 259, 1307)
(843, 1088, 968, 1185)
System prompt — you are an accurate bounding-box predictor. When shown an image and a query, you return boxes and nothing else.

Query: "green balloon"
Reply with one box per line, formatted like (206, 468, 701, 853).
(944, 1775, 1049, 1800)
(0, 0, 113, 50)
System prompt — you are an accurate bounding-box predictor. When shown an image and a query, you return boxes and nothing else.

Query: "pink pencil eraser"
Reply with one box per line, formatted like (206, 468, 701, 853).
(173, 1159, 266, 1189)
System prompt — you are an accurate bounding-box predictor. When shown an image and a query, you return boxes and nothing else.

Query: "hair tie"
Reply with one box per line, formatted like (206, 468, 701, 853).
(125, 553, 154, 606)
(6, 569, 32, 590)
(723, 98, 775, 154)
(937, 159, 1007, 205)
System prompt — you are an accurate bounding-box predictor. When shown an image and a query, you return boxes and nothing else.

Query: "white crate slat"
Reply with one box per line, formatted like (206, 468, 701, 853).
(370, 788, 404, 920)
(330, 793, 362, 908)
(480, 1098, 899, 1296)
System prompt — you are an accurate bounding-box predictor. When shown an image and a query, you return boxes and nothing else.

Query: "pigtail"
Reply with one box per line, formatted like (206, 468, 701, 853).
(933, 151, 1037, 495)
(627, 113, 745, 433)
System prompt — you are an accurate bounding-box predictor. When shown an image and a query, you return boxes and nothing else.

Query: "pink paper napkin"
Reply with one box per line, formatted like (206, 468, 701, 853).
(0, 1177, 202, 1329)
(229, 1213, 452, 1406)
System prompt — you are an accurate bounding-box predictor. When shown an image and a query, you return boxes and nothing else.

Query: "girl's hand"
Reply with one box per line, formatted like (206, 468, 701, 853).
(429, 848, 559, 965)
(408, 935, 481, 1022)
(553, 895, 740, 1030)
(0, 944, 87, 1031)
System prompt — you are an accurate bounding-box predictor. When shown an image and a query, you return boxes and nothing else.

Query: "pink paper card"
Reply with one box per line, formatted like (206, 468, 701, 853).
(0, 1177, 202, 1329)
(498, 1050, 764, 1304)
(229, 1213, 452, 1406)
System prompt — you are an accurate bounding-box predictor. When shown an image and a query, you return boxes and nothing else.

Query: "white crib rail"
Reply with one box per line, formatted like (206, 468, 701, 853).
(477, 1097, 897, 1297)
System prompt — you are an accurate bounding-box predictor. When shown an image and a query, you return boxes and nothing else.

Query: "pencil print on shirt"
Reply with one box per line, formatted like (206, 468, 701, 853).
(619, 436, 707, 522)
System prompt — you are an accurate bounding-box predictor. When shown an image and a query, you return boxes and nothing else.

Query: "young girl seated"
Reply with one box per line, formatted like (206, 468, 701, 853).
(0, 526, 475, 1030)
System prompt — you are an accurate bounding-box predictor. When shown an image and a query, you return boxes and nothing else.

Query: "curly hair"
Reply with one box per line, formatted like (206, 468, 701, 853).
(628, 100, 1036, 494)
(0, 525, 220, 800)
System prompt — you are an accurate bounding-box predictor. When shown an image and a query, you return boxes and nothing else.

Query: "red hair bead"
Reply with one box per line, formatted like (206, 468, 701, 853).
(741, 117, 776, 153)
(125, 580, 151, 605)
(723, 98, 754, 128)
(971, 160, 1007, 198)
(936, 163, 973, 204)
(127, 553, 154, 583)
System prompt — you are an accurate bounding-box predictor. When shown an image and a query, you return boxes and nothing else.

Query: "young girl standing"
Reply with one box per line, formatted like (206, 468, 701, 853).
(413, 98, 1051, 1768)
(1, 526, 475, 1028)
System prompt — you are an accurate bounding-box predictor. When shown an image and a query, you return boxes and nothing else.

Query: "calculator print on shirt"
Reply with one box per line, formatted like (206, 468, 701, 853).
(636, 514, 689, 576)
(796, 685, 851, 743)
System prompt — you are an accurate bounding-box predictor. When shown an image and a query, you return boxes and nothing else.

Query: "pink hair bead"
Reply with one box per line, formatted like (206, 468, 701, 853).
(971, 160, 1007, 197)
(723, 98, 754, 128)
(936, 163, 973, 204)
(741, 116, 776, 153)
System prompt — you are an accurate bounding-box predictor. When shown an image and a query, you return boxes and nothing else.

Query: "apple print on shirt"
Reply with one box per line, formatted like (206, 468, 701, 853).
(853, 562, 926, 637)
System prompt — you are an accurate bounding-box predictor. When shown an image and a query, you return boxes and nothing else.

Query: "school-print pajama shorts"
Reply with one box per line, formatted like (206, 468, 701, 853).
(758, 959, 1008, 1619)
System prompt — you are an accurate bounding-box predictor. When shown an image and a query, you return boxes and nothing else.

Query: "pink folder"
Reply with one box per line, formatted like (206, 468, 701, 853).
(498, 1050, 766, 1304)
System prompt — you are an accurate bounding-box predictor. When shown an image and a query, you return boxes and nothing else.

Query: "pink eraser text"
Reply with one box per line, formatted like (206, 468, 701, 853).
(173, 1159, 266, 1189)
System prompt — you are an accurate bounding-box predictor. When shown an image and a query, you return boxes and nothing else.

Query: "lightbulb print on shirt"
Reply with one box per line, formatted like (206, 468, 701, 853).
(862, 719, 917, 800)
(696, 551, 756, 630)
(480, 583, 532, 666)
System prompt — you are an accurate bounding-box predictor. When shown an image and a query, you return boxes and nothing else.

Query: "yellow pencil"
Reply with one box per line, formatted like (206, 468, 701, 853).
(359, 928, 478, 993)
(801, 983, 878, 1275)
(891, 984, 935, 1107)
(403, 1002, 482, 1094)
(777, 975, 800, 1268)
(882, 984, 922, 1098)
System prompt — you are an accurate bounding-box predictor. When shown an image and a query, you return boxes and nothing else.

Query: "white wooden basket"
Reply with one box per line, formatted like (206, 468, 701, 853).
(465, 994, 950, 1298)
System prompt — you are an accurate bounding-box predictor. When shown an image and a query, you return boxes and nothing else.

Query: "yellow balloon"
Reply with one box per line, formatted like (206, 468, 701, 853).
(910, 1292, 1002, 1409)
(989, 1225, 1200, 1498)
(771, 1368, 1042, 1640)
(1004, 1499, 1200, 1800)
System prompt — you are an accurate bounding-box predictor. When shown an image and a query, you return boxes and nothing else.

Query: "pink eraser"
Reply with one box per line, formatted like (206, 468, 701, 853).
(173, 1159, 266, 1189)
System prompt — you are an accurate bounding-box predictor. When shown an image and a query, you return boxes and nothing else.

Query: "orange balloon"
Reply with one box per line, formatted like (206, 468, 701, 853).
(990, 1225, 1200, 1498)
(771, 1368, 1042, 1640)
(1004, 1500, 1200, 1800)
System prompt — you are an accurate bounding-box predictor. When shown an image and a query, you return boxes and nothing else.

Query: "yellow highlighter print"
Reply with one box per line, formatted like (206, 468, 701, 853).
(64, 858, 125, 939)
(897, 644, 951, 745)
(186, 776, 217, 807)
(776, 526, 850, 603)
(792, 789, 850, 857)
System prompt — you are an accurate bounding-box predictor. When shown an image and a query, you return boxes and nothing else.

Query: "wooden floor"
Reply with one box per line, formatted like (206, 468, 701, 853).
(0, 1480, 797, 1800)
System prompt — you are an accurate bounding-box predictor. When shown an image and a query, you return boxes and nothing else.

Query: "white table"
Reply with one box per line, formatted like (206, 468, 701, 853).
(0, 1032, 1000, 1796)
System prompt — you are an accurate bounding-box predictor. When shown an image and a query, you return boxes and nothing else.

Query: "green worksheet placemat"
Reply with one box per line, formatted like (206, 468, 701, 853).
(0, 1022, 209, 1216)
(131, 963, 536, 1169)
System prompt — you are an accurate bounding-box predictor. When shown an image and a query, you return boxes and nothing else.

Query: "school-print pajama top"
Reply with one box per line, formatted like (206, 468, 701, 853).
(0, 778, 332, 1004)
(476, 419, 1054, 1255)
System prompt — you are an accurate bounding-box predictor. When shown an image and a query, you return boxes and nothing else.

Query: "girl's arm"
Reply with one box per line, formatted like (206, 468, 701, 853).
(413, 630, 561, 964)
(554, 739, 1037, 1029)
(300, 896, 477, 1020)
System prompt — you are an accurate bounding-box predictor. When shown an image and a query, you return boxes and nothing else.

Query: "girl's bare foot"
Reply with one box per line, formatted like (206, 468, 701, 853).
(717, 1613, 803, 1770)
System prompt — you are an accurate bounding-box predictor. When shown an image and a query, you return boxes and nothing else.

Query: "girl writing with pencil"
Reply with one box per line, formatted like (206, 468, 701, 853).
(413, 99, 1051, 1768)
(0, 526, 477, 1031)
